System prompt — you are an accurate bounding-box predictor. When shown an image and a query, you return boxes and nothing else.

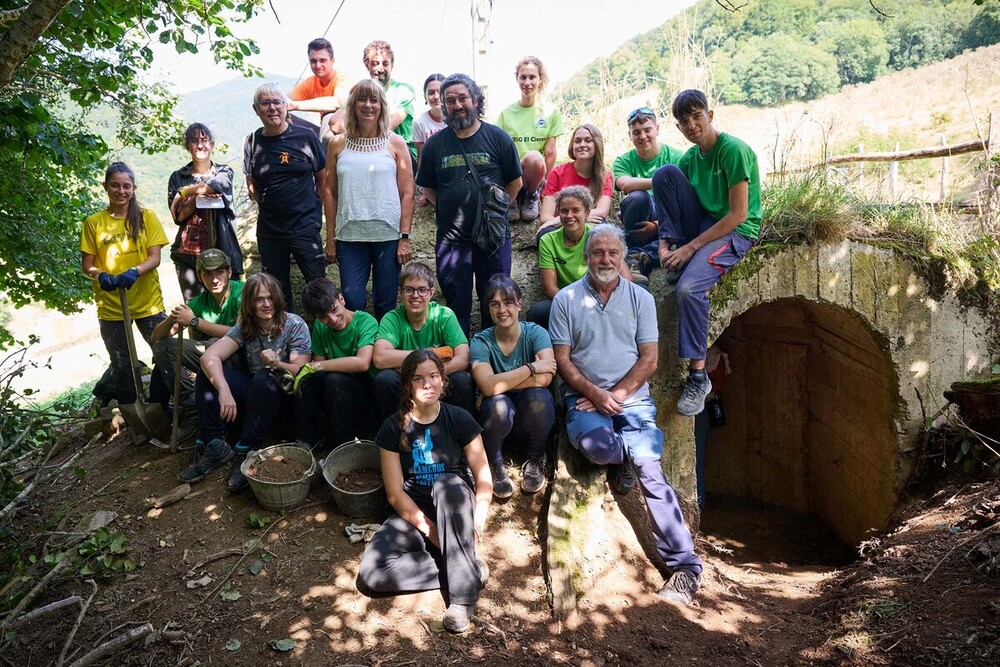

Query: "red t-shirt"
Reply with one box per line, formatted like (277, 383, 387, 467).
(542, 161, 614, 199)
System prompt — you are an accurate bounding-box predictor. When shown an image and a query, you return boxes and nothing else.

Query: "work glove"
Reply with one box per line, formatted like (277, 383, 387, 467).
(430, 345, 454, 361)
(97, 272, 118, 291)
(292, 363, 318, 395)
(116, 267, 141, 289)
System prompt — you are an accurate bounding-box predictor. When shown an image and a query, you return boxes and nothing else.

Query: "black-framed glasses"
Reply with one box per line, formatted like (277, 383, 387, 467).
(627, 106, 655, 122)
(401, 286, 432, 297)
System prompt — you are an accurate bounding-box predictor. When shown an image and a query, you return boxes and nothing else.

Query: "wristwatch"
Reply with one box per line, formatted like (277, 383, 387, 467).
(399, 232, 410, 240)
(189, 316, 200, 329)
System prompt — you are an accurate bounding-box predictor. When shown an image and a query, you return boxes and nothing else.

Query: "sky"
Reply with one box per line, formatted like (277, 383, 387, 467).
(152, 0, 699, 109)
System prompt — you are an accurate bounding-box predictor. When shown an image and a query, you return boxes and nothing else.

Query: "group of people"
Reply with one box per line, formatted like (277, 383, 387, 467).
(79, 37, 761, 631)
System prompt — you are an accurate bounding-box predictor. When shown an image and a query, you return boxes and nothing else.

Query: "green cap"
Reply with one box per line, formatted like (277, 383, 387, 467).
(196, 248, 231, 272)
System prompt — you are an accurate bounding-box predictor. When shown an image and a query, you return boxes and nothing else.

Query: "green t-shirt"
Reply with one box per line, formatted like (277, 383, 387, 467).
(495, 100, 564, 160)
(538, 224, 591, 290)
(470, 322, 552, 373)
(611, 144, 684, 191)
(377, 301, 467, 352)
(310, 310, 379, 377)
(677, 132, 761, 240)
(187, 280, 244, 339)
(385, 79, 417, 162)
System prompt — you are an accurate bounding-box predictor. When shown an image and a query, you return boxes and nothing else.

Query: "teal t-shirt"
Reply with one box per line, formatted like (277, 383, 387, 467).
(385, 79, 417, 162)
(538, 224, 591, 289)
(377, 301, 467, 351)
(310, 310, 379, 377)
(187, 280, 244, 338)
(611, 144, 684, 190)
(495, 100, 564, 160)
(677, 132, 761, 240)
(470, 322, 552, 373)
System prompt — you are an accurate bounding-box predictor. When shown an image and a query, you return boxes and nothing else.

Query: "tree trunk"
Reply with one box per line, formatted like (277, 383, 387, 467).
(0, 0, 72, 90)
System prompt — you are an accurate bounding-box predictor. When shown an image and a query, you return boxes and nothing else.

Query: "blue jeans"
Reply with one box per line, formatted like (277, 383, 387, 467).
(258, 231, 327, 313)
(435, 238, 512, 337)
(479, 388, 555, 464)
(195, 367, 291, 450)
(337, 239, 400, 321)
(619, 191, 660, 268)
(565, 395, 703, 574)
(99, 312, 167, 404)
(652, 165, 753, 360)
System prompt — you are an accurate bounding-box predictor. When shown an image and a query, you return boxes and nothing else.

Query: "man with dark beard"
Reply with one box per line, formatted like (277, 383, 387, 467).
(415, 73, 522, 337)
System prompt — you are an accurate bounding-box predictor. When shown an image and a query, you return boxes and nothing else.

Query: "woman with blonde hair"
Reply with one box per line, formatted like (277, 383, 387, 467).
(535, 123, 613, 238)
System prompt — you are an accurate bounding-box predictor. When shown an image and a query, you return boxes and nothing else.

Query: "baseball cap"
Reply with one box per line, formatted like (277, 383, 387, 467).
(196, 248, 231, 272)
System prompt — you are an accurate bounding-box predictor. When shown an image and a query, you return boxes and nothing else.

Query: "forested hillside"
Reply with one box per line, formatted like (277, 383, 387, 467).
(555, 0, 1000, 114)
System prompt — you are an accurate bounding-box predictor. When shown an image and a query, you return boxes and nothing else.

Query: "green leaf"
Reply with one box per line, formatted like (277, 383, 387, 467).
(74, 467, 86, 480)
(79, 565, 95, 576)
(271, 639, 296, 652)
(224, 639, 242, 652)
(159, 30, 172, 44)
(220, 589, 242, 602)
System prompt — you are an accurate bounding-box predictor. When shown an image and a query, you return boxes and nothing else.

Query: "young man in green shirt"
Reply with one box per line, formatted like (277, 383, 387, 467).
(372, 262, 475, 420)
(652, 89, 760, 417)
(151, 248, 245, 442)
(297, 278, 379, 450)
(612, 107, 684, 281)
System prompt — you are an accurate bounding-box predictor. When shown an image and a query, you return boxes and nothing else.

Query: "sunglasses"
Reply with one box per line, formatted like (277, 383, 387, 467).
(627, 107, 655, 122)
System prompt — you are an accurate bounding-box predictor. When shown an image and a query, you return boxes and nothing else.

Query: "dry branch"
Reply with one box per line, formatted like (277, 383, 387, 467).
(0, 594, 80, 630)
(774, 139, 989, 175)
(0, 433, 99, 523)
(0, 557, 69, 630)
(67, 622, 154, 667)
(56, 579, 97, 666)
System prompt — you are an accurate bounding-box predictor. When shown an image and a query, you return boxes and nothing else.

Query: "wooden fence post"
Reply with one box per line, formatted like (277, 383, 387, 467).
(940, 135, 948, 203)
(889, 142, 899, 199)
(857, 143, 864, 190)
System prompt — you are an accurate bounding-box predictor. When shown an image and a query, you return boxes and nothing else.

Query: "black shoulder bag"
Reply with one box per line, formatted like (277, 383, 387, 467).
(454, 130, 511, 256)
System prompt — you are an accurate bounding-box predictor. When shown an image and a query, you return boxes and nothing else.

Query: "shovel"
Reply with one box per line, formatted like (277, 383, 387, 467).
(117, 287, 170, 442)
(149, 324, 196, 452)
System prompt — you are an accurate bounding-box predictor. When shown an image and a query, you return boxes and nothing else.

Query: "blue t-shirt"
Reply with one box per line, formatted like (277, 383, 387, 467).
(470, 322, 552, 373)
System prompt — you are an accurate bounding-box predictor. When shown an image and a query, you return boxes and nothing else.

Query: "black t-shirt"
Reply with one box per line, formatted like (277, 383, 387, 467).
(243, 124, 325, 239)
(376, 403, 483, 506)
(415, 122, 521, 245)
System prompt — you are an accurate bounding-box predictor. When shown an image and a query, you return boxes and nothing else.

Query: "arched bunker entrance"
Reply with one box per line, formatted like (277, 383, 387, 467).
(706, 297, 899, 547)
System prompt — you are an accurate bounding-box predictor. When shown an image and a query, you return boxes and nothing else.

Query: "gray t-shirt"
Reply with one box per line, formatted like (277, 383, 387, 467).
(226, 313, 312, 374)
(548, 276, 658, 403)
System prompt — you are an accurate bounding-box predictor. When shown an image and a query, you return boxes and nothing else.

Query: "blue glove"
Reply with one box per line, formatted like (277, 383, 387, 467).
(97, 272, 118, 291)
(116, 268, 141, 289)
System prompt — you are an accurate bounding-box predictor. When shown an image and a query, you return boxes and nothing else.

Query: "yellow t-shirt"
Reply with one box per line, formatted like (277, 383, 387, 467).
(80, 208, 169, 320)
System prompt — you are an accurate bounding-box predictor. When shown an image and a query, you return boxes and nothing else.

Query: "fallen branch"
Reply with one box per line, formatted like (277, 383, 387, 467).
(68, 622, 154, 667)
(144, 483, 191, 509)
(120, 594, 159, 617)
(56, 579, 98, 667)
(923, 516, 1000, 583)
(0, 557, 70, 630)
(0, 594, 80, 630)
(193, 548, 243, 569)
(0, 434, 99, 523)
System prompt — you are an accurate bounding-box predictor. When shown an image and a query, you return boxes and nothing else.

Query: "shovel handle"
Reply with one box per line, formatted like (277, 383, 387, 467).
(118, 287, 145, 402)
(169, 325, 184, 452)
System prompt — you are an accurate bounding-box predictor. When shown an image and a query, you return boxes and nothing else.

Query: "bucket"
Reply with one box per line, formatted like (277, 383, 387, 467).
(242, 443, 317, 512)
(321, 440, 387, 517)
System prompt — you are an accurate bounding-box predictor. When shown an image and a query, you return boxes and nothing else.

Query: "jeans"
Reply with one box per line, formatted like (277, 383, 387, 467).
(337, 239, 400, 321)
(357, 474, 484, 605)
(565, 395, 703, 574)
(258, 231, 327, 313)
(195, 367, 291, 449)
(524, 298, 553, 330)
(435, 238, 512, 337)
(479, 388, 555, 464)
(373, 369, 476, 423)
(98, 313, 167, 404)
(296, 371, 376, 449)
(652, 165, 753, 360)
(619, 191, 660, 268)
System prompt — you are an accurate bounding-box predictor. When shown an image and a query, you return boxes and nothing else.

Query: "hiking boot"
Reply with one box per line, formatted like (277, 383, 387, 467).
(227, 453, 250, 493)
(658, 569, 701, 605)
(490, 460, 514, 499)
(608, 461, 636, 495)
(677, 372, 712, 416)
(443, 603, 475, 633)
(179, 438, 234, 483)
(520, 188, 540, 221)
(507, 197, 520, 222)
(520, 457, 546, 494)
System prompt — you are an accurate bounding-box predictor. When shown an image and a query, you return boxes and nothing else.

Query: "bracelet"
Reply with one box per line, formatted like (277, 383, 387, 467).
(527, 362, 536, 377)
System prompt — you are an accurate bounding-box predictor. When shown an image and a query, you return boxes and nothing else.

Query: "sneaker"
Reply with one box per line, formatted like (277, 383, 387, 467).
(608, 461, 636, 495)
(625, 254, 650, 287)
(657, 569, 701, 605)
(179, 438, 234, 483)
(520, 457, 546, 494)
(490, 461, 514, 499)
(227, 453, 250, 493)
(507, 197, 520, 222)
(677, 373, 712, 416)
(520, 188, 540, 221)
(476, 556, 490, 587)
(443, 603, 475, 633)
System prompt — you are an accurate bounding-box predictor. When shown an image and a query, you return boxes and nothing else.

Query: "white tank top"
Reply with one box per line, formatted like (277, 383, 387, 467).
(335, 134, 401, 243)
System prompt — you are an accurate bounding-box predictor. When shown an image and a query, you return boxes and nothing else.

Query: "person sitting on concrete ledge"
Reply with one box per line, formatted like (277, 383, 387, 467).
(296, 277, 379, 452)
(372, 262, 475, 422)
(653, 88, 759, 417)
(549, 223, 704, 605)
(286, 37, 353, 147)
(180, 272, 311, 491)
(535, 123, 613, 240)
(150, 248, 244, 446)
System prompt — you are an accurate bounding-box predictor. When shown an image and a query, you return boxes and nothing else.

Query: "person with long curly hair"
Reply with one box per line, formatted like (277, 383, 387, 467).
(358, 348, 492, 634)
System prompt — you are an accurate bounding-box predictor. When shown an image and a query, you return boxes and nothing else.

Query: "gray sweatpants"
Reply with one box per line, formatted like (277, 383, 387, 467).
(357, 473, 484, 606)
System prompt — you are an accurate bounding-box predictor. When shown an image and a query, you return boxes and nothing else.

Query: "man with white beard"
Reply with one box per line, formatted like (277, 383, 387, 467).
(548, 223, 704, 605)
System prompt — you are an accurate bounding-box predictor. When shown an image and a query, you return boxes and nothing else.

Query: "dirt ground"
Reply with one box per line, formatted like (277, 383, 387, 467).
(2, 426, 999, 666)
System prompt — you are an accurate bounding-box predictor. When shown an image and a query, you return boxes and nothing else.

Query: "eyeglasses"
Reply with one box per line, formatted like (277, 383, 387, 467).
(627, 107, 655, 122)
(257, 98, 286, 108)
(401, 286, 432, 297)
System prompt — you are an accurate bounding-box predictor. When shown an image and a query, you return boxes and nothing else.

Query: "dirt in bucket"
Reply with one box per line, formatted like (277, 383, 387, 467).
(334, 468, 382, 492)
(246, 455, 309, 483)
